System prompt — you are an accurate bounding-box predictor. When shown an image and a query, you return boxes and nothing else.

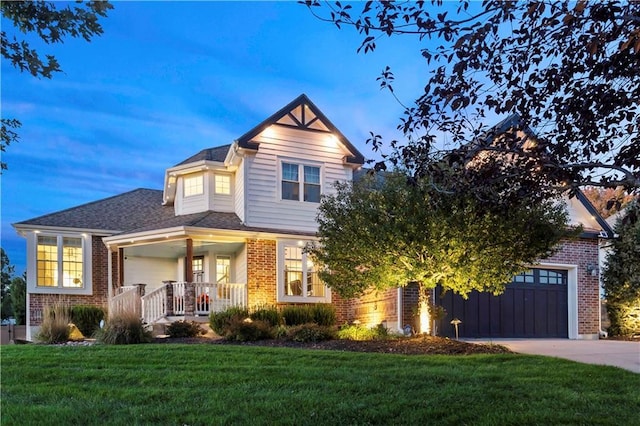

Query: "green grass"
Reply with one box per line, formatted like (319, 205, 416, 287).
(1, 345, 638, 425)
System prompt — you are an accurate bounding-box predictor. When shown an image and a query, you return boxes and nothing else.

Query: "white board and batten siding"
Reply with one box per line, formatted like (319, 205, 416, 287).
(244, 127, 354, 233)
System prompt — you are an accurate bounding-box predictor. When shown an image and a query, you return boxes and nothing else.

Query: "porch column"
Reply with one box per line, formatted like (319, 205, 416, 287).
(164, 281, 175, 316)
(118, 248, 124, 287)
(185, 238, 193, 283)
(184, 282, 196, 316)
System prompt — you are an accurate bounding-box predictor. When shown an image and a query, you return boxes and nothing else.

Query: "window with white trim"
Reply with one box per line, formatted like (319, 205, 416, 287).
(216, 256, 231, 299)
(281, 162, 321, 202)
(37, 235, 84, 288)
(214, 174, 231, 195)
(279, 243, 328, 302)
(184, 174, 204, 197)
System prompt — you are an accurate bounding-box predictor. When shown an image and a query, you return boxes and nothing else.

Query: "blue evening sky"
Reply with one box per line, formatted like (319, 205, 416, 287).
(1, 1, 434, 273)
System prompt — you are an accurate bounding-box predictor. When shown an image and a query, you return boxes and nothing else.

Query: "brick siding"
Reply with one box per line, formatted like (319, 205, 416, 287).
(544, 237, 601, 335)
(246, 239, 277, 306)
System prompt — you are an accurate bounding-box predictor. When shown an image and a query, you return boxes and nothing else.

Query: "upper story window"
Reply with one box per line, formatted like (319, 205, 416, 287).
(184, 174, 204, 197)
(214, 174, 231, 195)
(281, 162, 321, 203)
(37, 235, 83, 288)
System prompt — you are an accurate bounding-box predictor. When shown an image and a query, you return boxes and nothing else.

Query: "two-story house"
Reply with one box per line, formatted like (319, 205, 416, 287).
(14, 94, 613, 341)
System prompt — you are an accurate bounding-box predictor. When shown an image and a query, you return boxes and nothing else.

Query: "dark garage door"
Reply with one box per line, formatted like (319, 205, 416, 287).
(436, 268, 568, 338)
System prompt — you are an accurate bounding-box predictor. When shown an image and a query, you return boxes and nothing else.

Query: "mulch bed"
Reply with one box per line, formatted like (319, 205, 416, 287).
(154, 335, 512, 355)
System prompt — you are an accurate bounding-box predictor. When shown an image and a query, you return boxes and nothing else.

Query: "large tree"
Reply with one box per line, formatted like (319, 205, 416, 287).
(304, 1, 640, 193)
(308, 169, 576, 299)
(1, 0, 113, 171)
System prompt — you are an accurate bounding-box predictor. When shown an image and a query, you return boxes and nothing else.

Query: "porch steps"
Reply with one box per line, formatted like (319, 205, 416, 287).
(150, 315, 212, 337)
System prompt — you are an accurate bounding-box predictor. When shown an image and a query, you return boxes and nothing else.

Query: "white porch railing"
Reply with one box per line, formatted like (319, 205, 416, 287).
(141, 286, 167, 325)
(132, 282, 247, 324)
(193, 282, 247, 315)
(173, 282, 186, 315)
(110, 286, 140, 318)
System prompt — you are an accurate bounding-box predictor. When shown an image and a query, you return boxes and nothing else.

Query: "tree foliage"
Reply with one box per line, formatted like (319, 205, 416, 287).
(582, 186, 636, 218)
(1, 248, 25, 323)
(305, 1, 640, 192)
(602, 200, 640, 336)
(10, 276, 27, 325)
(0, 0, 113, 171)
(308, 170, 576, 299)
(1, 248, 15, 319)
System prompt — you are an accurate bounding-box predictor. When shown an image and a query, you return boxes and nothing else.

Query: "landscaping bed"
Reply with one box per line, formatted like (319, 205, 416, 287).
(154, 334, 512, 355)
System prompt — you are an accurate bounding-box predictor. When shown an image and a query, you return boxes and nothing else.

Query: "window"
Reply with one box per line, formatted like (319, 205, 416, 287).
(281, 162, 321, 203)
(303, 166, 321, 202)
(216, 256, 231, 299)
(216, 256, 230, 284)
(282, 245, 325, 300)
(37, 235, 84, 288)
(37, 236, 57, 287)
(192, 256, 204, 282)
(62, 238, 83, 288)
(512, 268, 567, 285)
(513, 269, 534, 283)
(184, 174, 204, 197)
(214, 174, 231, 195)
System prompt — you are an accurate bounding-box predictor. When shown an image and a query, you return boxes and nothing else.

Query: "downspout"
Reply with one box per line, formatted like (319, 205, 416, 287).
(397, 287, 403, 333)
(25, 293, 31, 341)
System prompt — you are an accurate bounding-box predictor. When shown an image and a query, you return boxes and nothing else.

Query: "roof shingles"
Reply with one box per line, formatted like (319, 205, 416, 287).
(14, 188, 315, 237)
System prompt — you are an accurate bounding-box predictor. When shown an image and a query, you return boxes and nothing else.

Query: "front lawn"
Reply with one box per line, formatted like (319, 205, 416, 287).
(1, 344, 638, 425)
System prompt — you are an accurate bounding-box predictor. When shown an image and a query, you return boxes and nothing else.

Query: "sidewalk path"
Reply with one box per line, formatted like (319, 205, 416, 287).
(466, 338, 640, 373)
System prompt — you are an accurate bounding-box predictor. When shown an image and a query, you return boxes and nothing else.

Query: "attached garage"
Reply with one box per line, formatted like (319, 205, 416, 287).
(436, 268, 569, 338)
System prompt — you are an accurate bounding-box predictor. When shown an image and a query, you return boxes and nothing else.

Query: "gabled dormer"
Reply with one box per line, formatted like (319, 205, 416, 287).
(228, 94, 365, 232)
(234, 94, 365, 166)
(162, 145, 236, 216)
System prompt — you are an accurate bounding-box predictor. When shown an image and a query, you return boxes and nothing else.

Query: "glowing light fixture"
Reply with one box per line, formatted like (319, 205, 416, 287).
(262, 126, 276, 139)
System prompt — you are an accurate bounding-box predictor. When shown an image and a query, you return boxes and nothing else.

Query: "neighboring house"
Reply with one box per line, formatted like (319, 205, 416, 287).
(13, 94, 613, 340)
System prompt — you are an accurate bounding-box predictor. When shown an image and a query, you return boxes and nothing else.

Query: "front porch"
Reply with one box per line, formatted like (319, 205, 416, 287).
(111, 281, 246, 325)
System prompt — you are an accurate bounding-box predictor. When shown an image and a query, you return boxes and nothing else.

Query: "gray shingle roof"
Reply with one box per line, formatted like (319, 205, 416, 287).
(174, 145, 230, 167)
(14, 188, 315, 237)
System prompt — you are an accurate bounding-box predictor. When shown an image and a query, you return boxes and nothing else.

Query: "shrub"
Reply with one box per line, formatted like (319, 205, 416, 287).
(287, 323, 336, 343)
(273, 325, 289, 339)
(281, 305, 314, 326)
(36, 302, 71, 344)
(281, 304, 337, 327)
(250, 304, 283, 327)
(310, 304, 337, 327)
(96, 312, 152, 345)
(209, 306, 250, 335)
(337, 323, 390, 341)
(70, 305, 105, 337)
(224, 318, 273, 341)
(166, 320, 205, 338)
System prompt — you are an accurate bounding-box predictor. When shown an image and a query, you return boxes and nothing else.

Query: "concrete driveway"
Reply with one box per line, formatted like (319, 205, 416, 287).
(466, 338, 640, 373)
